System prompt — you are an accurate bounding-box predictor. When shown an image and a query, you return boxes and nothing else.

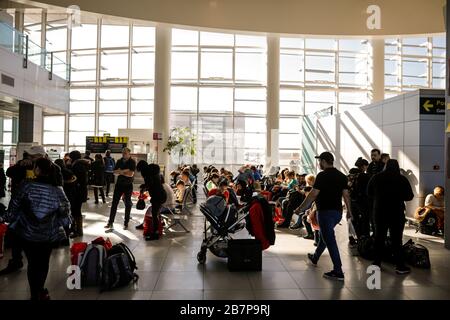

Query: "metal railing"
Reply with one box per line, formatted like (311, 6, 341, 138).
(0, 22, 70, 81)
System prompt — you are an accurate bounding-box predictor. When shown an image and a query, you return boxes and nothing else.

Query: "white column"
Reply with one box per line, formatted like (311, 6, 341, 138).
(153, 25, 171, 177)
(266, 35, 280, 170)
(370, 38, 385, 103)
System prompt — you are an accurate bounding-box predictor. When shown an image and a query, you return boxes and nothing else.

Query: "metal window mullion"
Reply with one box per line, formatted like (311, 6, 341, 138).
(428, 36, 433, 88)
(335, 39, 339, 114)
(95, 18, 102, 135)
(127, 22, 133, 129)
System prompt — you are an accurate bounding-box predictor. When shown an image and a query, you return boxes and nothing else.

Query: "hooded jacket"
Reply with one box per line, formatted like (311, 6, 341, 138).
(367, 160, 414, 215)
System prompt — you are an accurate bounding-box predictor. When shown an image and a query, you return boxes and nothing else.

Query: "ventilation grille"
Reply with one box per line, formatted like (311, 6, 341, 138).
(1, 74, 14, 87)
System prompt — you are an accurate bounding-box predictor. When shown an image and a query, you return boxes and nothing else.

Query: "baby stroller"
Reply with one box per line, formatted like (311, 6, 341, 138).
(197, 195, 251, 264)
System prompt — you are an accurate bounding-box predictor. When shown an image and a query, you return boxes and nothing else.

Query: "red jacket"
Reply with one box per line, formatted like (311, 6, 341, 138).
(249, 202, 271, 250)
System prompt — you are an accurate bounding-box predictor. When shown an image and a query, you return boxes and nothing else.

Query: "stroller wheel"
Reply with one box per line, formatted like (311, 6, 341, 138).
(197, 251, 207, 264)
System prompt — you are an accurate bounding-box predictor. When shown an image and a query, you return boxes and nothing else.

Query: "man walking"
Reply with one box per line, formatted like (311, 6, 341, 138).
(105, 148, 136, 230)
(294, 151, 352, 281)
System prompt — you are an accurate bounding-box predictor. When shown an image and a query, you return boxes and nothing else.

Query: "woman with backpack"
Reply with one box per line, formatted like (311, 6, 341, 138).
(367, 159, 414, 274)
(137, 161, 167, 241)
(2, 158, 71, 300)
(92, 154, 106, 204)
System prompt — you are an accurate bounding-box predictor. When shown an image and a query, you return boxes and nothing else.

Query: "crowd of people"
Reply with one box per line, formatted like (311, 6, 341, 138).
(0, 144, 444, 299)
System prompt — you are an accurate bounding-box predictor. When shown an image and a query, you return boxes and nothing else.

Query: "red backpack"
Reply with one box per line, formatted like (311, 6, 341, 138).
(143, 215, 163, 237)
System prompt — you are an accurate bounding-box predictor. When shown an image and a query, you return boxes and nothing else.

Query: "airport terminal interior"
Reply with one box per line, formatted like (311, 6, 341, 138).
(0, 0, 450, 300)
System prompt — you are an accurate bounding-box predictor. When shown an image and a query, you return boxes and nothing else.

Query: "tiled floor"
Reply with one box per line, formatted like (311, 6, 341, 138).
(1, 192, 450, 300)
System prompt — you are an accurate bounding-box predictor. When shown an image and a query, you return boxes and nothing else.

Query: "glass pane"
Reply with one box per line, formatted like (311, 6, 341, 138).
(280, 118, 301, 133)
(132, 26, 155, 47)
(130, 115, 153, 129)
(279, 133, 301, 149)
(44, 132, 64, 145)
(280, 101, 302, 115)
(234, 88, 266, 100)
(433, 35, 445, 48)
(235, 52, 266, 82)
(200, 51, 232, 79)
(339, 39, 368, 52)
(171, 86, 198, 111)
(101, 23, 129, 48)
(280, 37, 304, 49)
(70, 88, 96, 100)
(100, 87, 127, 100)
(172, 29, 198, 46)
(280, 53, 304, 83)
(199, 87, 233, 113)
(234, 101, 266, 115)
(171, 51, 198, 79)
(131, 101, 154, 113)
(131, 87, 154, 100)
(403, 60, 427, 77)
(305, 38, 336, 50)
(69, 116, 95, 130)
(72, 24, 97, 50)
(69, 131, 94, 146)
(46, 25, 67, 52)
(235, 35, 266, 47)
(70, 101, 95, 114)
(98, 115, 127, 135)
(132, 51, 154, 80)
(200, 32, 234, 46)
(101, 50, 129, 80)
(44, 116, 65, 131)
(99, 101, 128, 113)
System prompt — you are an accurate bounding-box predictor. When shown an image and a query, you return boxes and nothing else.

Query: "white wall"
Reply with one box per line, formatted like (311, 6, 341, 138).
(316, 89, 445, 218)
(0, 46, 69, 113)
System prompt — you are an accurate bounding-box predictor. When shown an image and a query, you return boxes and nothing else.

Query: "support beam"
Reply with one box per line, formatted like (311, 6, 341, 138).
(370, 38, 385, 103)
(266, 34, 280, 170)
(153, 25, 171, 178)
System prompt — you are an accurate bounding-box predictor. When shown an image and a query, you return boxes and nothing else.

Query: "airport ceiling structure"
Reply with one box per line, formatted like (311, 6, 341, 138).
(5, 0, 447, 37)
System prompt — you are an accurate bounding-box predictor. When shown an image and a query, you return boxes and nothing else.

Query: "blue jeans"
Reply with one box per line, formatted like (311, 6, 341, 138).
(313, 210, 343, 274)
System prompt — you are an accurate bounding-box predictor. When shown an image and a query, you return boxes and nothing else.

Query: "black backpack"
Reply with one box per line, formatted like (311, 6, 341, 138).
(101, 243, 139, 291)
(403, 239, 431, 269)
(418, 211, 438, 236)
(357, 235, 375, 260)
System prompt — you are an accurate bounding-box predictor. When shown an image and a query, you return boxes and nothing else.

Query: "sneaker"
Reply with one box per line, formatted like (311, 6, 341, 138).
(323, 270, 345, 281)
(135, 223, 144, 230)
(94, 201, 99, 204)
(395, 265, 411, 275)
(303, 234, 315, 240)
(307, 253, 318, 266)
(104, 223, 113, 229)
(0, 261, 24, 276)
(123, 224, 128, 230)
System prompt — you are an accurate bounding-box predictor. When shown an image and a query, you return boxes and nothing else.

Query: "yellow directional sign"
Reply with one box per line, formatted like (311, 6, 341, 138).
(420, 97, 445, 115)
(423, 100, 433, 112)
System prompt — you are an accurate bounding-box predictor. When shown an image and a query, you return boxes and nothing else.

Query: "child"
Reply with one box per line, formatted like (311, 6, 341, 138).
(175, 180, 186, 208)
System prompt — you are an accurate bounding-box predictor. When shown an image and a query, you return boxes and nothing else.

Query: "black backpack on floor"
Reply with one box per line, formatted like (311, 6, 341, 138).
(357, 235, 375, 260)
(403, 239, 431, 269)
(101, 243, 139, 291)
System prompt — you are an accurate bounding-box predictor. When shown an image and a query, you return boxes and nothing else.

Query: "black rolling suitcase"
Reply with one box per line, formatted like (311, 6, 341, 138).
(227, 239, 262, 272)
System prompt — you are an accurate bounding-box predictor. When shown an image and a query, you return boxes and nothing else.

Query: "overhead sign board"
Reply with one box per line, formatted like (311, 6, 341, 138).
(420, 97, 445, 115)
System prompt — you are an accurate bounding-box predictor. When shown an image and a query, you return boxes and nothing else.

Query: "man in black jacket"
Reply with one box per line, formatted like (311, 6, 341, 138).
(367, 159, 414, 274)
(367, 149, 383, 177)
(105, 148, 136, 230)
